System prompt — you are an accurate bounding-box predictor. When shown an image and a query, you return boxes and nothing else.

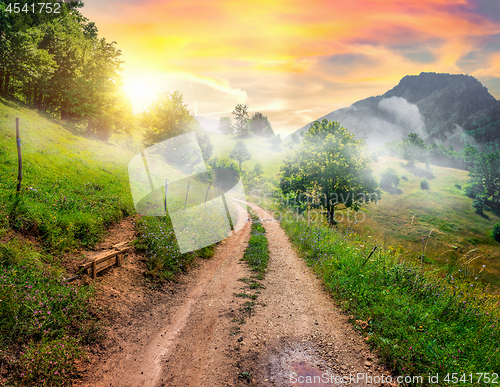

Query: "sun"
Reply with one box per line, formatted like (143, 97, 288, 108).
(123, 75, 163, 114)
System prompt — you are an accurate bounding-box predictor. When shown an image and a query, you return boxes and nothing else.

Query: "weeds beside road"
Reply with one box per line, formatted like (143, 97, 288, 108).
(279, 207, 500, 385)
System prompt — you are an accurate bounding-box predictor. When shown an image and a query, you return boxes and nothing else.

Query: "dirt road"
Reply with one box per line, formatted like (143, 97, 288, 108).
(81, 204, 392, 387)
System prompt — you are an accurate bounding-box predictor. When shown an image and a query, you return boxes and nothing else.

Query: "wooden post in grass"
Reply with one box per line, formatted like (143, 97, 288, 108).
(184, 180, 190, 209)
(361, 245, 378, 268)
(16, 118, 22, 192)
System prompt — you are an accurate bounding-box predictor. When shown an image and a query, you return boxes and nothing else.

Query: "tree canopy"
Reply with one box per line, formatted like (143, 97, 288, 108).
(217, 116, 233, 135)
(232, 103, 250, 137)
(280, 119, 378, 225)
(401, 133, 427, 165)
(142, 90, 213, 160)
(0, 1, 130, 139)
(229, 140, 251, 171)
(249, 112, 274, 137)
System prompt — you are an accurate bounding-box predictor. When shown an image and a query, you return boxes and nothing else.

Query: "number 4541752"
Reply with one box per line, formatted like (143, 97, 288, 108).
(444, 373, 499, 384)
(5, 3, 61, 13)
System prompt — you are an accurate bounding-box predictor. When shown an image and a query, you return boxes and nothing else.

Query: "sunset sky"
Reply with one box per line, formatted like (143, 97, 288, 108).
(81, 0, 500, 135)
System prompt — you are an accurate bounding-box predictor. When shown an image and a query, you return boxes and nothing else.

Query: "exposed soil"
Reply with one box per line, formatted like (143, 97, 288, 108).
(78, 204, 396, 387)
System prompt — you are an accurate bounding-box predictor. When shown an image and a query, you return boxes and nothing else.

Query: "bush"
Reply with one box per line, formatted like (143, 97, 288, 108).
(380, 168, 400, 188)
(401, 175, 408, 181)
(493, 223, 500, 243)
(455, 183, 462, 189)
(473, 196, 485, 214)
(420, 178, 429, 190)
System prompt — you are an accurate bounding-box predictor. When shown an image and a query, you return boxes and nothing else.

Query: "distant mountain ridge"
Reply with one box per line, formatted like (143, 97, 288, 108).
(294, 72, 500, 149)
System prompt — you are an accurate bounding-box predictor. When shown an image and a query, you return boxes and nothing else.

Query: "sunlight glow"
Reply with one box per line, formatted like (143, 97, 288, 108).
(123, 75, 165, 114)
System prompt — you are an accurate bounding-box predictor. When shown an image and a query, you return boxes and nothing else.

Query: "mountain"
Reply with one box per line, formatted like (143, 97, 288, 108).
(294, 72, 500, 149)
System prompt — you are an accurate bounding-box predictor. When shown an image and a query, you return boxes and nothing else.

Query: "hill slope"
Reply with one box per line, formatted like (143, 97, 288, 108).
(342, 156, 500, 287)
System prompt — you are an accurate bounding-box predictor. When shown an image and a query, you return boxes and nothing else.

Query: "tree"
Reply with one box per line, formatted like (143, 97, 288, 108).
(280, 119, 378, 225)
(249, 112, 274, 137)
(209, 157, 240, 193)
(232, 103, 250, 137)
(229, 140, 251, 171)
(218, 117, 233, 134)
(493, 222, 500, 243)
(143, 91, 196, 144)
(401, 133, 427, 165)
(467, 150, 500, 209)
(380, 168, 400, 188)
(143, 90, 213, 161)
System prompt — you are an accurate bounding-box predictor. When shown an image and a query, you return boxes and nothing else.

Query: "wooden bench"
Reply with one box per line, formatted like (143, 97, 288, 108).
(78, 242, 132, 279)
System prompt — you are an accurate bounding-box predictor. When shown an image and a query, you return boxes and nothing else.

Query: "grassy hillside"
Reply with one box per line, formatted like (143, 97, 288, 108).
(209, 132, 288, 176)
(0, 99, 214, 385)
(0, 98, 136, 253)
(344, 156, 500, 287)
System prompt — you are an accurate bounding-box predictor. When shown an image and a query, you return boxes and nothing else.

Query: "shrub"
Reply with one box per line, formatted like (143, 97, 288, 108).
(420, 178, 429, 190)
(401, 175, 408, 181)
(380, 168, 400, 188)
(473, 196, 485, 215)
(455, 183, 462, 189)
(493, 223, 500, 243)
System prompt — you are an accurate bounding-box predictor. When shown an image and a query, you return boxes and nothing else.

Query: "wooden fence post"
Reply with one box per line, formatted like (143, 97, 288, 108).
(16, 118, 22, 192)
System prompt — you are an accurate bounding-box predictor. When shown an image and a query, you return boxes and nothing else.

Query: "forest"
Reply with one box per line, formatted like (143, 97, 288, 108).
(0, 0, 132, 138)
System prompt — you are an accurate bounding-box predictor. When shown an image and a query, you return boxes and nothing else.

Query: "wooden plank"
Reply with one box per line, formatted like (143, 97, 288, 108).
(82, 256, 118, 276)
(78, 247, 131, 271)
(78, 244, 132, 277)
(113, 241, 128, 249)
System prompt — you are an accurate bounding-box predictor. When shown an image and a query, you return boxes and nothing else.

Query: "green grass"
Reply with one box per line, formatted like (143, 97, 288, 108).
(0, 98, 135, 254)
(241, 210, 269, 275)
(339, 156, 500, 288)
(0, 238, 98, 386)
(209, 132, 288, 176)
(280, 210, 500, 386)
(133, 215, 215, 282)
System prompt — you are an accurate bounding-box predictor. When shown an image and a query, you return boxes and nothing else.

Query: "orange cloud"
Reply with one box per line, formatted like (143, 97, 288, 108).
(81, 0, 500, 133)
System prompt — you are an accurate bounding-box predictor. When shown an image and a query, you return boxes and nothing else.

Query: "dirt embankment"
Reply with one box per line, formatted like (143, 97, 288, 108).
(79, 205, 394, 387)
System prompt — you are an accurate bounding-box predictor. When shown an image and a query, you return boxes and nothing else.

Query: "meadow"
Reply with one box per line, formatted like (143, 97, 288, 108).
(336, 156, 500, 288)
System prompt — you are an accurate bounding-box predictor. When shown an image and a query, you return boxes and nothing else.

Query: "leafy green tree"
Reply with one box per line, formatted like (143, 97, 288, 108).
(218, 117, 233, 134)
(401, 133, 427, 165)
(249, 112, 274, 137)
(209, 157, 240, 192)
(232, 103, 250, 137)
(493, 222, 500, 243)
(380, 168, 400, 188)
(143, 90, 212, 160)
(229, 140, 251, 171)
(467, 150, 500, 209)
(143, 91, 197, 144)
(280, 119, 378, 225)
